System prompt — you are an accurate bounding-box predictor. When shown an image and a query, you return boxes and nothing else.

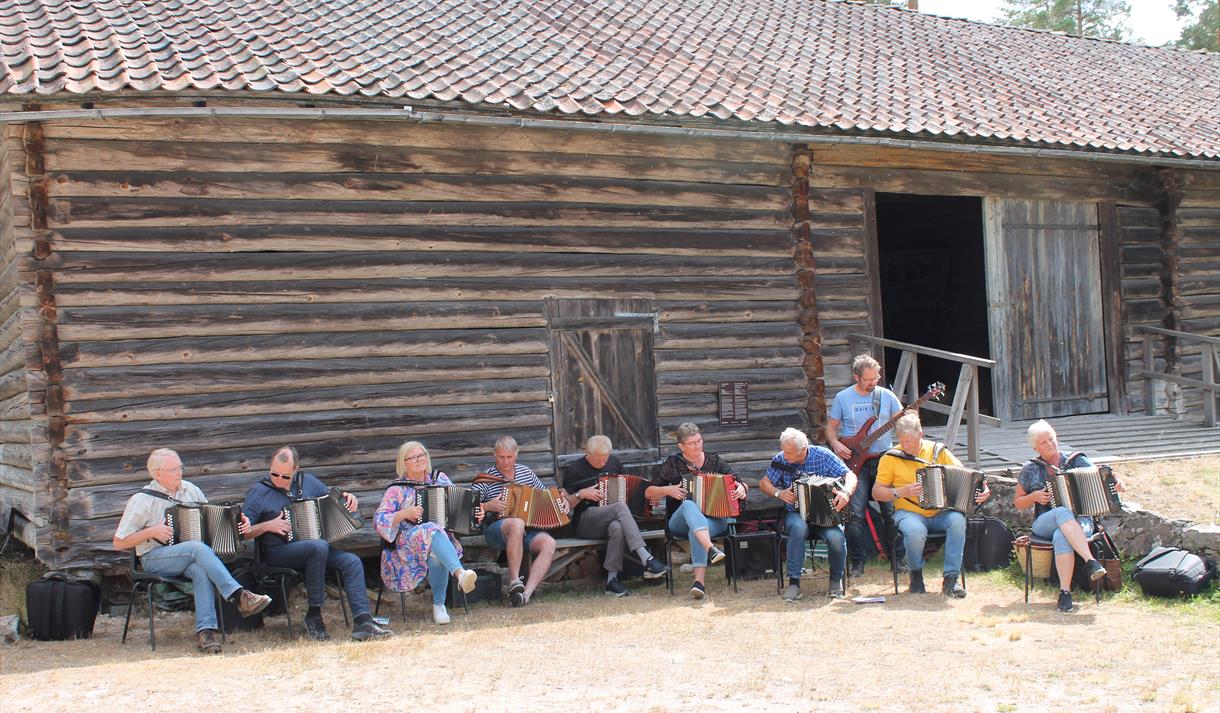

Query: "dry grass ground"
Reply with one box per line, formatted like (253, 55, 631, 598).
(2, 456, 1218, 713)
(1114, 456, 1219, 525)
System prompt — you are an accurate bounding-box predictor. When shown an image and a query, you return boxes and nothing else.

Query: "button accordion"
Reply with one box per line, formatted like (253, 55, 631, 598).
(915, 465, 984, 513)
(596, 474, 651, 519)
(282, 487, 365, 543)
(682, 473, 741, 519)
(1046, 465, 1122, 517)
(502, 483, 571, 530)
(415, 484, 483, 536)
(791, 475, 848, 528)
(163, 503, 246, 559)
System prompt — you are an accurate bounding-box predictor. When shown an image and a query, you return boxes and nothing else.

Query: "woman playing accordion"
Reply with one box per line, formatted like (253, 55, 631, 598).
(1013, 420, 1125, 613)
(647, 422, 748, 599)
(375, 441, 478, 625)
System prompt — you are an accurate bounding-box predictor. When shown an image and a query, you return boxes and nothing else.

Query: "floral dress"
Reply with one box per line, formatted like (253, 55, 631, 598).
(374, 471, 465, 592)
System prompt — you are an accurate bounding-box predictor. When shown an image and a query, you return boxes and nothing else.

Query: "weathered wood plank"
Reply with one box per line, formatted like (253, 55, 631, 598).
(46, 197, 789, 230)
(653, 346, 805, 371)
(65, 377, 551, 422)
(41, 119, 793, 164)
(658, 389, 807, 417)
(65, 402, 554, 459)
(47, 224, 796, 257)
(656, 300, 797, 323)
(0, 442, 31, 469)
(65, 425, 555, 486)
(656, 367, 807, 394)
(0, 418, 31, 444)
(808, 144, 1156, 181)
(0, 371, 27, 401)
(656, 322, 802, 350)
(48, 170, 789, 211)
(44, 250, 796, 285)
(0, 392, 31, 420)
(52, 276, 802, 308)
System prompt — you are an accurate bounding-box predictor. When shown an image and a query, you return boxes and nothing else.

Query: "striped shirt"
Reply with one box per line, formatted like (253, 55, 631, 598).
(114, 479, 208, 556)
(471, 463, 544, 503)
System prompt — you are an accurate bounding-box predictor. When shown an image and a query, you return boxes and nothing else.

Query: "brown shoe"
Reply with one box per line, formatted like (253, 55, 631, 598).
(197, 628, 222, 654)
(236, 589, 272, 617)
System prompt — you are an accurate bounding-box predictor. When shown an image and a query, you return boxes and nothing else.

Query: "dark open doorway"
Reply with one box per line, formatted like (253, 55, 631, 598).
(875, 194, 993, 417)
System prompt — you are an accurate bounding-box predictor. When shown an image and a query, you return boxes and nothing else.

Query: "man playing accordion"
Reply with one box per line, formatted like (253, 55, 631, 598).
(561, 435, 670, 597)
(112, 448, 271, 654)
(1014, 419, 1124, 613)
(758, 427, 856, 601)
(242, 446, 391, 642)
(873, 414, 990, 597)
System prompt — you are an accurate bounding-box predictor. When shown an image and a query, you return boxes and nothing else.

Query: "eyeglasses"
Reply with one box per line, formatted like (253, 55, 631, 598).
(405, 453, 428, 462)
(269, 471, 294, 480)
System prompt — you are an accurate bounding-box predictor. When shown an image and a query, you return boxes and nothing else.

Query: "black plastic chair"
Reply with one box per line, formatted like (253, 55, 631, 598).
(666, 521, 780, 595)
(374, 574, 471, 623)
(122, 550, 226, 651)
(238, 544, 350, 638)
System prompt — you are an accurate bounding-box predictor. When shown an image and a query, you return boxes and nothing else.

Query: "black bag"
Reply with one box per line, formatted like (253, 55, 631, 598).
(962, 516, 1014, 572)
(26, 572, 101, 641)
(219, 568, 264, 633)
(446, 569, 501, 606)
(1133, 547, 1214, 597)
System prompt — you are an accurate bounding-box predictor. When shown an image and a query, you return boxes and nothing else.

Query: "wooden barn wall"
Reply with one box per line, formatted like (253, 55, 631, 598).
(0, 125, 37, 544)
(1170, 169, 1220, 414)
(21, 116, 801, 568)
(804, 143, 1167, 419)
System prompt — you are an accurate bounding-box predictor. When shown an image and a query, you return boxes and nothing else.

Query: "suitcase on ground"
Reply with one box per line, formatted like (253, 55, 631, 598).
(26, 573, 101, 641)
(1132, 547, 1214, 597)
(962, 516, 1015, 572)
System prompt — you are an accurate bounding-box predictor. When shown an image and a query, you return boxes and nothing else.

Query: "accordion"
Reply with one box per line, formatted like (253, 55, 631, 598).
(596, 474, 651, 519)
(502, 483, 571, 530)
(915, 465, 984, 513)
(792, 475, 848, 528)
(1046, 465, 1122, 517)
(416, 485, 483, 536)
(682, 473, 741, 519)
(164, 503, 246, 559)
(283, 488, 364, 543)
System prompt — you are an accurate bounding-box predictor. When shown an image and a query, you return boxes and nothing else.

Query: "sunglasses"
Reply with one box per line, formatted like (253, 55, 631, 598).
(269, 471, 294, 480)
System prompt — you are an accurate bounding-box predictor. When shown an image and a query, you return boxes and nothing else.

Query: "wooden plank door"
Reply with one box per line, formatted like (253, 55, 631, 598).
(546, 298, 659, 472)
(984, 198, 1109, 421)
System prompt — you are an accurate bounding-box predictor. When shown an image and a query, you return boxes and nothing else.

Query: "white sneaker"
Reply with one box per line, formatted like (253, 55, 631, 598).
(456, 568, 478, 594)
(432, 604, 451, 625)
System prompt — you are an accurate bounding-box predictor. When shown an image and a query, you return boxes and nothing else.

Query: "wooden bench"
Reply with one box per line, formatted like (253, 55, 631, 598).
(460, 529, 668, 581)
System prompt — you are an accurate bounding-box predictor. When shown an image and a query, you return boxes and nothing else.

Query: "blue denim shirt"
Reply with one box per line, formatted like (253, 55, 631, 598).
(764, 446, 849, 512)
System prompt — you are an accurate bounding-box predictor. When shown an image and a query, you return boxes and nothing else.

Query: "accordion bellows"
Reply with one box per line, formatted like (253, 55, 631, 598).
(502, 483, 571, 530)
(283, 488, 364, 543)
(1046, 466, 1122, 517)
(684, 473, 740, 519)
(164, 503, 246, 558)
(915, 465, 984, 513)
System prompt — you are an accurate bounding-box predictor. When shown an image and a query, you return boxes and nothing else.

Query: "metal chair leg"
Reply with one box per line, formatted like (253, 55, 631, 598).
(282, 578, 294, 639)
(399, 592, 409, 623)
(146, 585, 156, 651)
(334, 571, 350, 627)
(121, 584, 137, 644)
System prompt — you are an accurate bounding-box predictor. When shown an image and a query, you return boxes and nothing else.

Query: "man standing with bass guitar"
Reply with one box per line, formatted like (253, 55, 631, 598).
(827, 355, 922, 576)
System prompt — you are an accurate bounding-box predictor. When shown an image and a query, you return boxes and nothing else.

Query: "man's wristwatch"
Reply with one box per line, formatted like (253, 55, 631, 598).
(774, 490, 784, 500)
(891, 487, 900, 499)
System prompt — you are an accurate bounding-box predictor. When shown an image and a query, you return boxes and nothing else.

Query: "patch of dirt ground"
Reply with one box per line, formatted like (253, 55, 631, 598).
(1, 564, 1217, 713)
(1113, 456, 1219, 525)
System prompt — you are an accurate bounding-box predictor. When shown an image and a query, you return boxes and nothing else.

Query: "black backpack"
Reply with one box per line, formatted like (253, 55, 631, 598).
(26, 572, 101, 641)
(1133, 547, 1214, 597)
(962, 516, 1014, 572)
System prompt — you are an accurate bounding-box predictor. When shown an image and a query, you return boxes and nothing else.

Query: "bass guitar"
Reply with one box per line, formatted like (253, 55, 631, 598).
(839, 382, 946, 472)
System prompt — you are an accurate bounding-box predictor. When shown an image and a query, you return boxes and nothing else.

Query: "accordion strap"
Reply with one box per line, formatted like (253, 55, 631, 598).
(139, 488, 181, 505)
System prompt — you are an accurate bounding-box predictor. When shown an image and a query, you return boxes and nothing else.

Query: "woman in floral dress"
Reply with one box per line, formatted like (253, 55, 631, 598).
(375, 440, 478, 624)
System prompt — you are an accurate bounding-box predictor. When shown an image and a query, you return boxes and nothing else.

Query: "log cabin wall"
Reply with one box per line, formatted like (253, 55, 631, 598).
(15, 112, 803, 568)
(802, 143, 1182, 418)
(1172, 169, 1220, 413)
(0, 124, 37, 545)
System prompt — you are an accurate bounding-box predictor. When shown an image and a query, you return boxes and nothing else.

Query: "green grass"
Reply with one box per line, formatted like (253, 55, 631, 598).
(972, 558, 1220, 624)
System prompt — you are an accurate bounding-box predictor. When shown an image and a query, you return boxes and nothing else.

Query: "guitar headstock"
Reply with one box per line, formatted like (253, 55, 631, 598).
(925, 382, 947, 402)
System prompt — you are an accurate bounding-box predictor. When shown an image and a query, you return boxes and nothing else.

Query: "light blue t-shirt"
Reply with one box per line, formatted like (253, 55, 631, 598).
(829, 386, 903, 454)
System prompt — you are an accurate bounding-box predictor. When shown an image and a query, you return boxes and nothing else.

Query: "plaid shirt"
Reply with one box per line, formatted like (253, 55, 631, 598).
(764, 446, 849, 512)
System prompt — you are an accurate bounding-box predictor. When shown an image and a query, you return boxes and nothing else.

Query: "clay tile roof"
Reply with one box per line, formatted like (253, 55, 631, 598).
(1, 0, 1218, 158)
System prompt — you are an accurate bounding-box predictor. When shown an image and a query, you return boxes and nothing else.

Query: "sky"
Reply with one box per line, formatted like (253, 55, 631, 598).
(916, 0, 1189, 46)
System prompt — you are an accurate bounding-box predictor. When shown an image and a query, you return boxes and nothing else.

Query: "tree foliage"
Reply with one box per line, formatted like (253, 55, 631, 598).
(996, 0, 1132, 40)
(1173, 0, 1219, 51)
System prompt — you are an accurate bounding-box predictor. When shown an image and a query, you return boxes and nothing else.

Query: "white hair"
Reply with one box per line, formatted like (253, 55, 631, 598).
(147, 448, 179, 476)
(585, 435, 612, 455)
(893, 413, 923, 439)
(494, 435, 519, 454)
(1027, 419, 1056, 449)
(778, 427, 809, 450)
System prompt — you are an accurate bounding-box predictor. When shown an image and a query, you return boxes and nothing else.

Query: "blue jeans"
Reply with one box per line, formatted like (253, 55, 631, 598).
(847, 459, 903, 564)
(1032, 508, 1094, 555)
(783, 511, 846, 582)
(141, 541, 240, 632)
(427, 533, 463, 605)
(894, 508, 966, 576)
(482, 518, 544, 551)
(667, 500, 729, 567)
(265, 540, 371, 618)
